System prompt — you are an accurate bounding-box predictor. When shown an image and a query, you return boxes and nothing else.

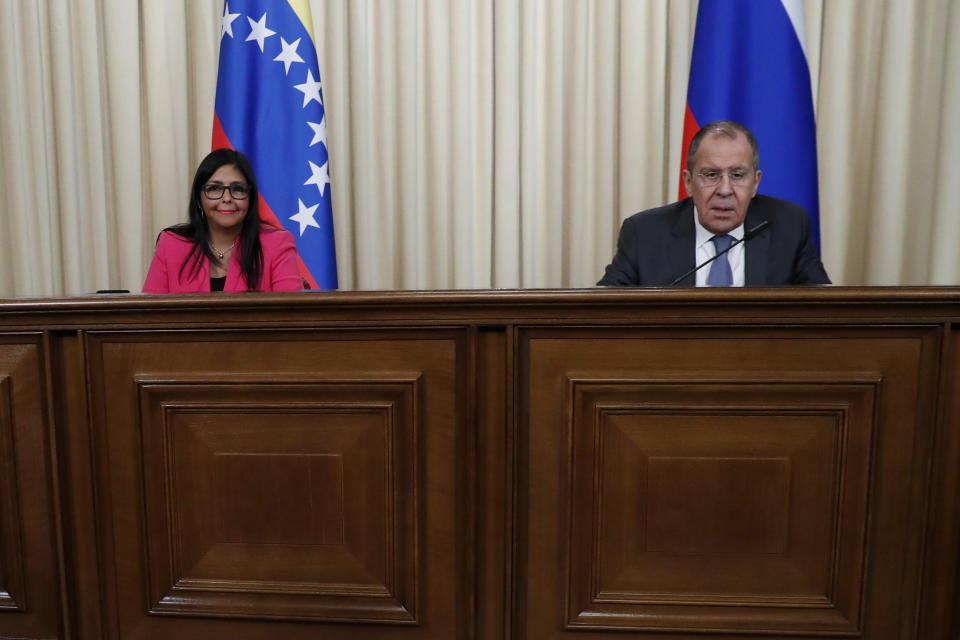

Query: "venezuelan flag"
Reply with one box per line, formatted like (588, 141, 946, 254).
(212, 0, 337, 289)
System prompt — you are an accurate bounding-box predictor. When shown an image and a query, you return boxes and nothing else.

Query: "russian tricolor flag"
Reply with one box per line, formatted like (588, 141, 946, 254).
(213, 0, 337, 289)
(680, 0, 820, 247)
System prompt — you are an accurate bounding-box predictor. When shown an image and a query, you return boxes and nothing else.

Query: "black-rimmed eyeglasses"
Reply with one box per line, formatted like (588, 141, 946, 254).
(201, 183, 250, 200)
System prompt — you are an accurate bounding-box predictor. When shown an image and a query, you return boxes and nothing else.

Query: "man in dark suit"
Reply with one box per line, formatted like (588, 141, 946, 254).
(598, 120, 830, 287)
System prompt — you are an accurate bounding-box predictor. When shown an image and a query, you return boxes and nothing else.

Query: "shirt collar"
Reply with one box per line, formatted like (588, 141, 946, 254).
(693, 207, 745, 249)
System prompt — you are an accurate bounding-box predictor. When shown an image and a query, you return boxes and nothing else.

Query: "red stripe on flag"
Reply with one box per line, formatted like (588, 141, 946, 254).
(211, 112, 231, 150)
(211, 114, 320, 290)
(677, 103, 700, 200)
(258, 194, 320, 290)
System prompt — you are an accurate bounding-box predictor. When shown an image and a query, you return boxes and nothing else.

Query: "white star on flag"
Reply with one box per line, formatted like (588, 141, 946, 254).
(274, 37, 304, 75)
(245, 13, 276, 52)
(220, 1, 240, 40)
(289, 198, 321, 236)
(304, 161, 330, 197)
(294, 69, 323, 108)
(307, 117, 326, 147)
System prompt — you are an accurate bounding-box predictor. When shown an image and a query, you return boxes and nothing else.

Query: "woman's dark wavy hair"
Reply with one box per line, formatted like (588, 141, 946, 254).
(167, 148, 264, 290)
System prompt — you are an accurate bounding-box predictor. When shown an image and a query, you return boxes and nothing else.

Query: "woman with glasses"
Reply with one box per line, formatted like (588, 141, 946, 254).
(143, 148, 304, 293)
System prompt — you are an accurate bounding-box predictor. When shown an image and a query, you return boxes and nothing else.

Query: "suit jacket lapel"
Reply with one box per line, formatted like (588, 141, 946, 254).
(744, 203, 771, 285)
(668, 200, 697, 286)
(224, 238, 244, 292)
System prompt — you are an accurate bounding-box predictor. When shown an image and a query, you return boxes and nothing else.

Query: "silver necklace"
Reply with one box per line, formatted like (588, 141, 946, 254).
(209, 241, 235, 261)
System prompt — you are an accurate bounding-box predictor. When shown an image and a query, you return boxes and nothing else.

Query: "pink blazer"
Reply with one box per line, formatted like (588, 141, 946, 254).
(142, 225, 304, 293)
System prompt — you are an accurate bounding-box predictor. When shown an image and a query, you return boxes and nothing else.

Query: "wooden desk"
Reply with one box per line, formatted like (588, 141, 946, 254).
(0, 288, 957, 639)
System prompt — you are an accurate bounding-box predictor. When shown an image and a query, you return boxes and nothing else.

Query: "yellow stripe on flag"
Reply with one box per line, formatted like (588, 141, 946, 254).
(286, 0, 315, 43)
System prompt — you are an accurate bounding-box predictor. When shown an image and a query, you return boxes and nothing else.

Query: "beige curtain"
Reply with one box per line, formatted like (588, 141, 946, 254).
(0, 0, 957, 295)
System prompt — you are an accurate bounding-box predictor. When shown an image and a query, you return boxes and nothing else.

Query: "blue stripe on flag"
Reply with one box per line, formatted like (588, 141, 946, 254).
(214, 0, 337, 289)
(687, 0, 820, 247)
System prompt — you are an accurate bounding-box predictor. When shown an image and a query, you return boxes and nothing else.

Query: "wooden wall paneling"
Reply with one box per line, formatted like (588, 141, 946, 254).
(81, 327, 470, 639)
(460, 325, 479, 640)
(890, 324, 943, 640)
(518, 324, 942, 640)
(954, 334, 960, 638)
(476, 326, 510, 640)
(0, 333, 63, 639)
(52, 330, 105, 640)
(0, 346, 27, 613)
(512, 324, 530, 640)
(1, 289, 960, 640)
(918, 322, 960, 637)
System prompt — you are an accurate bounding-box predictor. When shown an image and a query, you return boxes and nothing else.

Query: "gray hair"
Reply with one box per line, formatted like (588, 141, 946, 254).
(686, 120, 760, 171)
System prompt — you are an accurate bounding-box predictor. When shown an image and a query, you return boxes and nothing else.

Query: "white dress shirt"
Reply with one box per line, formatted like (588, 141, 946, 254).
(693, 209, 745, 287)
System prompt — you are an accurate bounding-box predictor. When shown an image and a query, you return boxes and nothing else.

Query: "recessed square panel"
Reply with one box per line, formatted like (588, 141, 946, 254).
(139, 380, 418, 622)
(0, 376, 25, 611)
(565, 381, 877, 634)
(88, 331, 465, 639)
(0, 338, 61, 640)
